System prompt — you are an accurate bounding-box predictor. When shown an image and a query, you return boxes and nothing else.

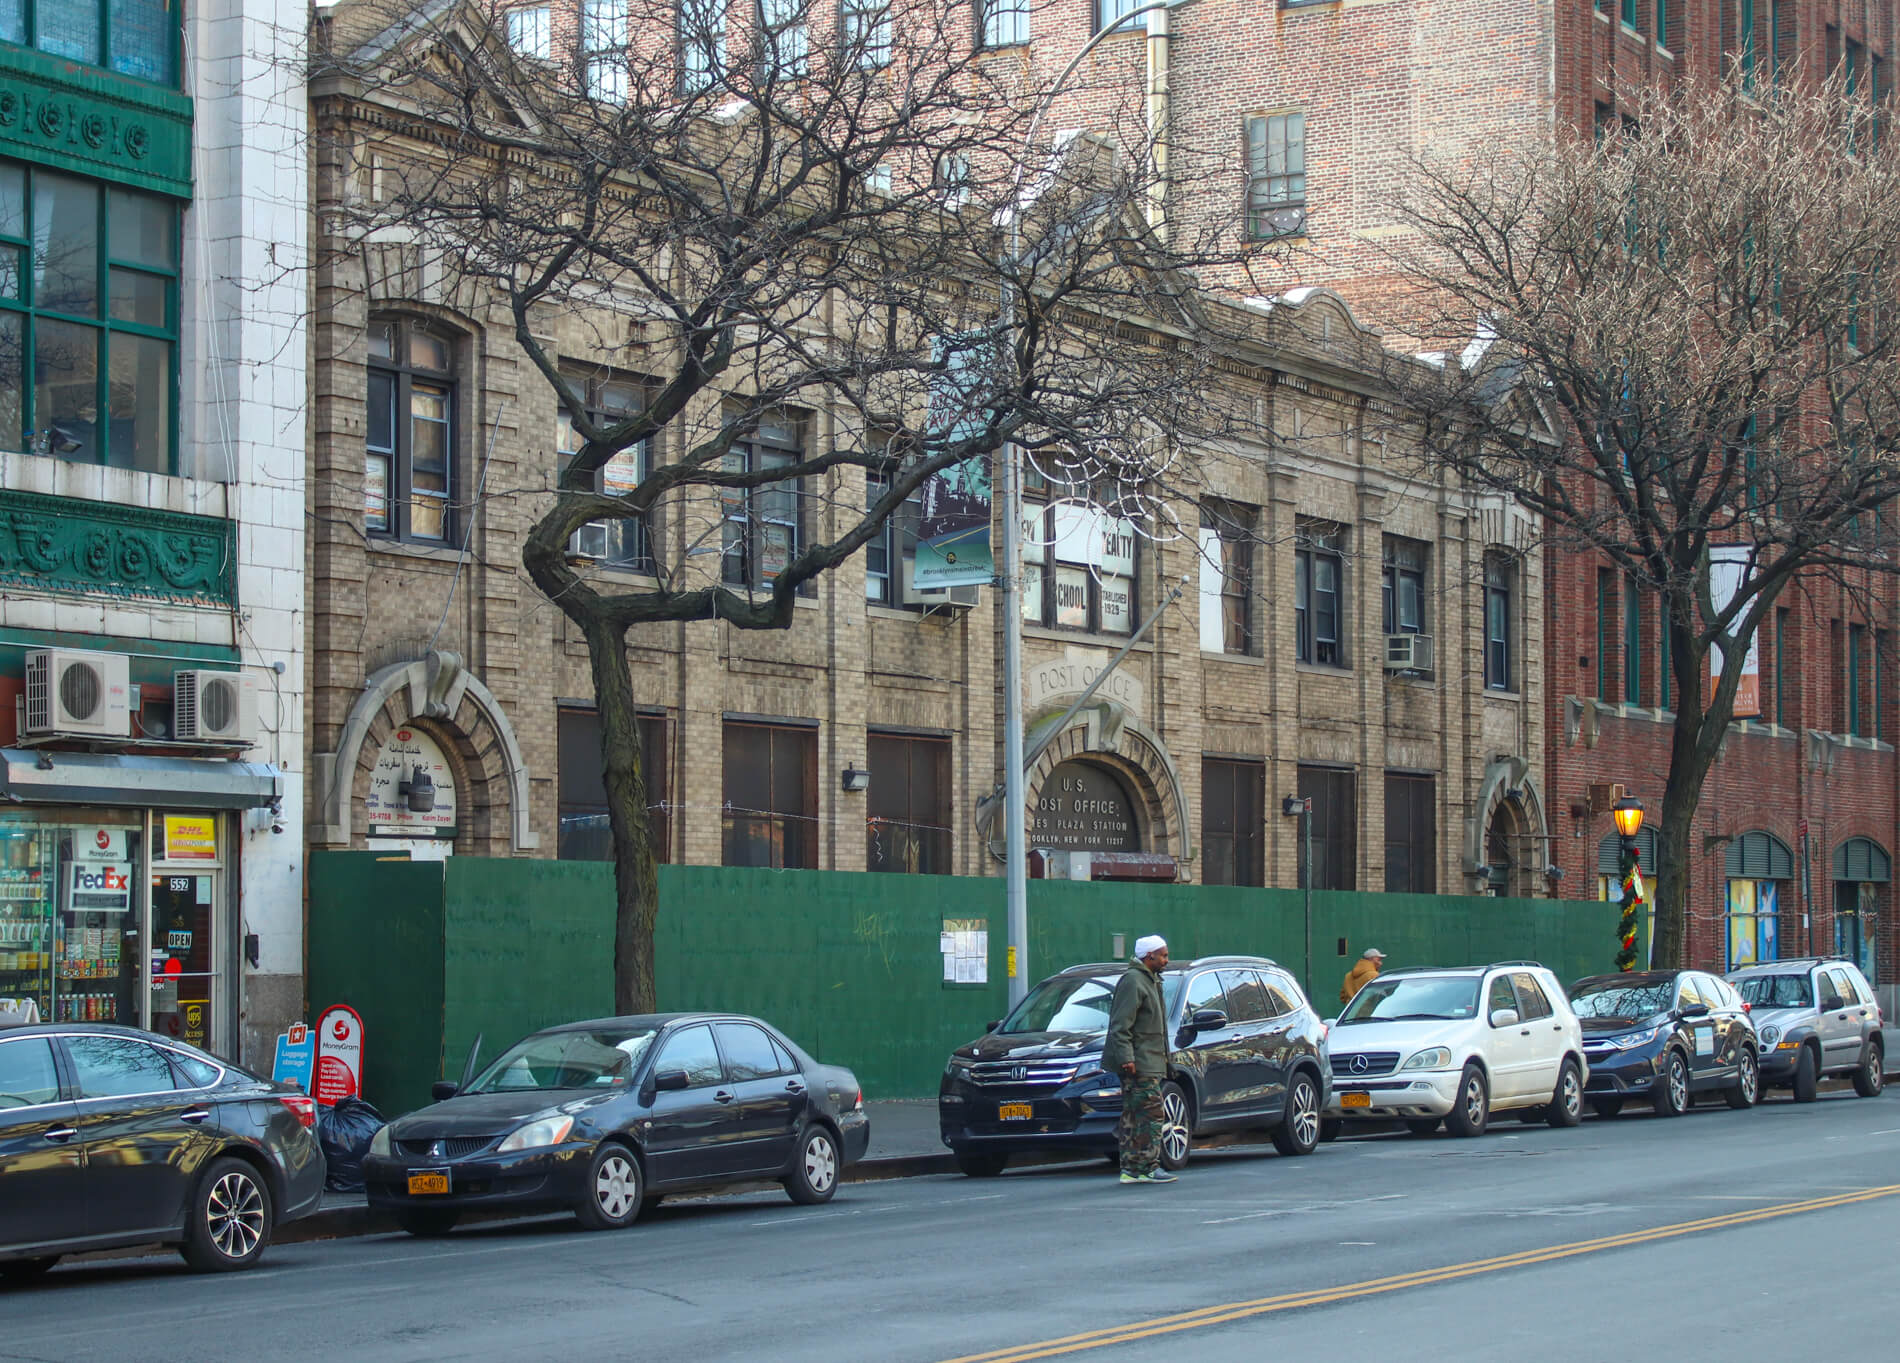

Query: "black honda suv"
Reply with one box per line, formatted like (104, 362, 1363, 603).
(938, 956, 1332, 1176)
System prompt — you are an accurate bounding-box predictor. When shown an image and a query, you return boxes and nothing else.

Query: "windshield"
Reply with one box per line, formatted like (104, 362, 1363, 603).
(1736, 974, 1814, 1010)
(1569, 980, 1674, 1020)
(465, 1027, 658, 1094)
(1339, 975, 1481, 1024)
(999, 973, 1185, 1036)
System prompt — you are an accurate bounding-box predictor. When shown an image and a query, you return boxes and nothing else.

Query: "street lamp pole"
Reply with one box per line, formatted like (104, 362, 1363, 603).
(1001, 0, 1192, 1006)
(1612, 796, 1646, 972)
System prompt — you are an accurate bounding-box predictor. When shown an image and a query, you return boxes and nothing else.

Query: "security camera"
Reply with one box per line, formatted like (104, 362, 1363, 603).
(271, 820, 285, 836)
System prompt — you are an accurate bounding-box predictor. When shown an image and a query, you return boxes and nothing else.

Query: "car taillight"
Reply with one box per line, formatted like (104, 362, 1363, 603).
(853, 1088, 864, 1112)
(279, 1094, 317, 1129)
(1742, 1002, 1752, 1014)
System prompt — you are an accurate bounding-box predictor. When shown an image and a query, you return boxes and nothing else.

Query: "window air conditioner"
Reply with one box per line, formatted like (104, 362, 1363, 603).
(901, 558, 980, 609)
(1384, 633, 1434, 672)
(567, 521, 609, 560)
(174, 670, 259, 745)
(22, 649, 131, 737)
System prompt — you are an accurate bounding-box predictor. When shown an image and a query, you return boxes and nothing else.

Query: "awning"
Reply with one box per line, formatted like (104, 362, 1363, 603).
(0, 749, 282, 811)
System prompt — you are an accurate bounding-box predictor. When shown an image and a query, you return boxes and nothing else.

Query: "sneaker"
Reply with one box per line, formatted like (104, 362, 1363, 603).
(1145, 1167, 1179, 1183)
(1118, 1171, 1143, 1185)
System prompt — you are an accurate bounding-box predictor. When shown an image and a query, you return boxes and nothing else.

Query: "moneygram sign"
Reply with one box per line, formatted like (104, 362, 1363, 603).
(69, 827, 134, 913)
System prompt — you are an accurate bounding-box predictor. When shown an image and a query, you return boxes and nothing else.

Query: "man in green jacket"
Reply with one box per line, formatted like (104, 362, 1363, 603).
(1103, 934, 1176, 1184)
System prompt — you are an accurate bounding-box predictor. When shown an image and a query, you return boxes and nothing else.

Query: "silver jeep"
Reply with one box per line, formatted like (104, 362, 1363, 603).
(1726, 958, 1885, 1101)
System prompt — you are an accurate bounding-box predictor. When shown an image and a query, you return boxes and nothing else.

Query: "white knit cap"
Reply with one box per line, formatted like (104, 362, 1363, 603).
(1134, 934, 1168, 958)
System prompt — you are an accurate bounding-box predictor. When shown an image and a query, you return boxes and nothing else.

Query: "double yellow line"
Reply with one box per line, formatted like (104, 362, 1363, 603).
(940, 1184, 1900, 1363)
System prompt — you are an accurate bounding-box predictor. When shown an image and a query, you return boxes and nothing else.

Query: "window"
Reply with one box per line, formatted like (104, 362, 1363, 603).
(366, 316, 455, 541)
(1597, 569, 1616, 699)
(1658, 591, 1672, 709)
(1512, 972, 1554, 1021)
(1775, 607, 1791, 725)
(1384, 772, 1435, 894)
(760, 0, 810, 78)
(1201, 758, 1264, 887)
(721, 414, 808, 590)
(1848, 624, 1866, 736)
(933, 152, 973, 208)
(864, 467, 923, 608)
(65, 1035, 179, 1098)
(655, 1024, 725, 1088)
(1023, 494, 1139, 636)
(1737, 0, 1755, 81)
(1877, 630, 1889, 741)
(1624, 573, 1642, 705)
(1770, 1, 1792, 80)
(1096, 0, 1151, 32)
(866, 732, 951, 874)
(1296, 765, 1355, 891)
(1381, 536, 1426, 639)
(1294, 521, 1343, 666)
(722, 721, 818, 868)
(507, 5, 551, 59)
(1486, 974, 1518, 1021)
(0, 1037, 60, 1107)
(5, 0, 176, 85)
(841, 0, 892, 68)
(714, 1022, 795, 1080)
(1184, 971, 1227, 1016)
(1676, 973, 1707, 1009)
(1621, 0, 1637, 26)
(558, 707, 670, 863)
(1485, 556, 1514, 691)
(1245, 112, 1307, 241)
(979, 0, 1029, 47)
(680, 0, 728, 92)
(1199, 504, 1254, 654)
(557, 365, 654, 572)
(0, 165, 178, 472)
(1220, 970, 1269, 1023)
(582, 0, 630, 103)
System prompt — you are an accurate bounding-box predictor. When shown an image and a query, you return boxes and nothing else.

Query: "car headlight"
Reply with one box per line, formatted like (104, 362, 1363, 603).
(368, 1124, 391, 1158)
(1759, 1024, 1780, 1046)
(496, 1115, 576, 1154)
(1604, 1025, 1667, 1051)
(1400, 1047, 1452, 1071)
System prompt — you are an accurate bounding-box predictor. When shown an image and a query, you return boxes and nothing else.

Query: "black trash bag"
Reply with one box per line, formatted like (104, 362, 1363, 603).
(318, 1095, 386, 1193)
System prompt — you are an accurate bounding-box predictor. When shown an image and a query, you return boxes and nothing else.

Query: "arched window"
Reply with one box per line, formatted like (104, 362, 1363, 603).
(366, 316, 456, 542)
(1832, 837, 1888, 984)
(1725, 831, 1794, 968)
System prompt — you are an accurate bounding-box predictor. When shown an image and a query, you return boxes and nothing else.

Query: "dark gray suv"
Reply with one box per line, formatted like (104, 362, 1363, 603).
(1727, 958, 1885, 1101)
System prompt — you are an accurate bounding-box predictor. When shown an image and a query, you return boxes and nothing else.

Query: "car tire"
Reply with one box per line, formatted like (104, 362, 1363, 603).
(180, 1157, 273, 1273)
(1270, 1071, 1322, 1157)
(1443, 1065, 1489, 1138)
(1406, 1118, 1441, 1137)
(573, 1142, 644, 1231)
(1546, 1058, 1584, 1128)
(784, 1125, 841, 1205)
(394, 1207, 461, 1238)
(1590, 1097, 1623, 1119)
(1725, 1047, 1761, 1110)
(0, 1256, 58, 1285)
(1319, 1117, 1342, 1143)
(1792, 1044, 1819, 1102)
(1653, 1050, 1689, 1117)
(953, 1148, 1010, 1178)
(1852, 1039, 1885, 1098)
(1158, 1081, 1192, 1172)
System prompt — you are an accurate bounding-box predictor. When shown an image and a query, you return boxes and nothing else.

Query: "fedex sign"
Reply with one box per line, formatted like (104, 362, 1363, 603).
(69, 828, 134, 913)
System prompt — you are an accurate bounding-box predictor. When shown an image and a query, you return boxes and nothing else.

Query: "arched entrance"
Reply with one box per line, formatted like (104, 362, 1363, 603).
(1467, 757, 1548, 897)
(1832, 837, 1888, 984)
(1725, 830, 1794, 967)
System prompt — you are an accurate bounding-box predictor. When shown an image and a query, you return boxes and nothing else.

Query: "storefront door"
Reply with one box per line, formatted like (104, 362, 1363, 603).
(148, 872, 218, 1052)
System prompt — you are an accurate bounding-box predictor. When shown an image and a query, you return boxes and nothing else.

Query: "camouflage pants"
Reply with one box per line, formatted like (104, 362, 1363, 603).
(1116, 1074, 1166, 1174)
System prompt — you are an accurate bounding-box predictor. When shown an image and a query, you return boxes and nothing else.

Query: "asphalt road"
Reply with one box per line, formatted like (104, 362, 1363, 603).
(7, 1086, 1897, 1363)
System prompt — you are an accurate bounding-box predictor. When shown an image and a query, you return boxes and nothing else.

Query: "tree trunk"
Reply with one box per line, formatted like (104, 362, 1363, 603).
(582, 616, 659, 1014)
(1650, 609, 1720, 970)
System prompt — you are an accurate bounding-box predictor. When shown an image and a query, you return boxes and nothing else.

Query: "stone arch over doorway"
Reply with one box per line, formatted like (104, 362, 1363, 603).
(1020, 705, 1192, 865)
(1466, 756, 1549, 897)
(313, 650, 538, 854)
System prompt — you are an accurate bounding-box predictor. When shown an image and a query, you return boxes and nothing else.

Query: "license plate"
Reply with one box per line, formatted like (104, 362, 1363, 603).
(407, 1170, 451, 1195)
(998, 1102, 1033, 1121)
(1340, 1092, 1372, 1109)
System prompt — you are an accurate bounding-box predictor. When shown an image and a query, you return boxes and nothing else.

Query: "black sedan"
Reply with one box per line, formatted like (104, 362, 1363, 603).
(1, 1023, 325, 1283)
(362, 1013, 869, 1235)
(1570, 970, 1761, 1117)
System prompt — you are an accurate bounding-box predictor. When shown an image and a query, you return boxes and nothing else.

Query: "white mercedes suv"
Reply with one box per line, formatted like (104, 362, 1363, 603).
(1323, 963, 1588, 1137)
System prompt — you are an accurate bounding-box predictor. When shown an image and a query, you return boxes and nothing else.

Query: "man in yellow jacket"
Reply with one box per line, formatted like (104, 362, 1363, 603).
(1340, 948, 1386, 1006)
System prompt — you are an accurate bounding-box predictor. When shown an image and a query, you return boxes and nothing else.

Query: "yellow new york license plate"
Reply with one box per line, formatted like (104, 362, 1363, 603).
(1340, 1092, 1372, 1109)
(998, 1102, 1033, 1121)
(407, 1170, 451, 1195)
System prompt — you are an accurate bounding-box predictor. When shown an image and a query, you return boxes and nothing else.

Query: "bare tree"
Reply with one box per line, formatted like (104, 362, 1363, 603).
(1385, 73, 1900, 967)
(313, 1, 1252, 1009)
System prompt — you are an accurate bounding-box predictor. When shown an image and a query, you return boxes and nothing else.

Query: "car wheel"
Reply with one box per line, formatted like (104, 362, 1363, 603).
(1270, 1071, 1322, 1156)
(1725, 1047, 1761, 1110)
(1852, 1039, 1885, 1098)
(1792, 1044, 1819, 1102)
(1590, 1097, 1623, 1119)
(0, 1257, 58, 1286)
(1406, 1118, 1441, 1137)
(1318, 1117, 1342, 1143)
(394, 1207, 461, 1238)
(1158, 1081, 1192, 1171)
(1546, 1058, 1584, 1128)
(573, 1142, 644, 1231)
(1653, 1050, 1689, 1117)
(953, 1148, 1010, 1178)
(784, 1125, 841, 1205)
(1443, 1065, 1489, 1138)
(180, 1157, 273, 1273)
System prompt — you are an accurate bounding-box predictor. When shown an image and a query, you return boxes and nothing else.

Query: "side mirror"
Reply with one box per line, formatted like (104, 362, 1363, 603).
(985, 1020, 1002, 1033)
(1678, 1002, 1711, 1020)
(1822, 996, 1845, 1013)
(1489, 1008, 1520, 1028)
(430, 1081, 460, 1102)
(654, 1068, 691, 1092)
(1189, 1009, 1229, 1031)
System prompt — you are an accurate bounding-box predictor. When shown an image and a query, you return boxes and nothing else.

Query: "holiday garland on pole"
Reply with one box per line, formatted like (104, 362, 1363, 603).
(1615, 842, 1646, 972)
